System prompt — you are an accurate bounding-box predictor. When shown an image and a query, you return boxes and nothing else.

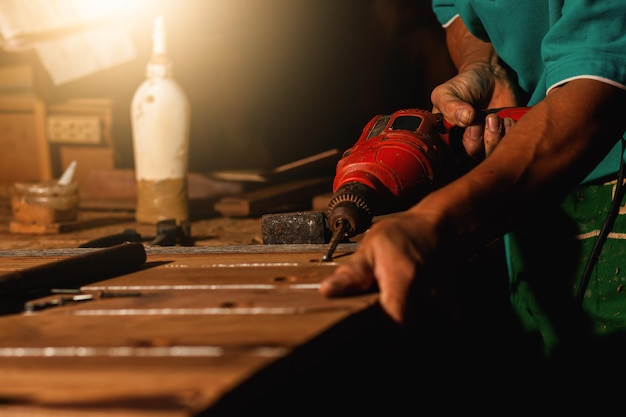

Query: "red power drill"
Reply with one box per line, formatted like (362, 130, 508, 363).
(322, 106, 531, 262)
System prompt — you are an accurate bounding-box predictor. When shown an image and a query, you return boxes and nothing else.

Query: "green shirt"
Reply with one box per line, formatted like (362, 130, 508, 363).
(432, 0, 626, 182)
(432, 0, 626, 356)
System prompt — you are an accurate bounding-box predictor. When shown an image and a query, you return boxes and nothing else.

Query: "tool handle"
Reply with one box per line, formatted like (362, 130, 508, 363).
(79, 229, 142, 248)
(484, 106, 531, 121)
(443, 106, 531, 129)
(0, 242, 147, 296)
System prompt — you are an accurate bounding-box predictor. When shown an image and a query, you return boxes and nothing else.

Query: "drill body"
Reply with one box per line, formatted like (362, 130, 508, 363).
(326, 107, 530, 241)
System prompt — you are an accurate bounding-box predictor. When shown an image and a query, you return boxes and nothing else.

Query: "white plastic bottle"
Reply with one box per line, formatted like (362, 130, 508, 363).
(131, 15, 190, 224)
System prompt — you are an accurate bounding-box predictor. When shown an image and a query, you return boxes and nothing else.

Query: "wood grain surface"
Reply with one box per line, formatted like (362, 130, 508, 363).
(0, 246, 379, 416)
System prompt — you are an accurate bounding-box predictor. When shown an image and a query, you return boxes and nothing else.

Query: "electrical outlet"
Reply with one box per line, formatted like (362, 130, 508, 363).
(47, 116, 102, 144)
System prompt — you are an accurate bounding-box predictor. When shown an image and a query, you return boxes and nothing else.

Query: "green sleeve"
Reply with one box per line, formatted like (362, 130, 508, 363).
(542, 1, 626, 95)
(431, 0, 458, 27)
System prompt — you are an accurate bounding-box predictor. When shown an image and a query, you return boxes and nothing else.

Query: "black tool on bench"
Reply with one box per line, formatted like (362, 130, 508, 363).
(148, 219, 194, 246)
(79, 228, 142, 248)
(0, 242, 147, 316)
(79, 219, 194, 248)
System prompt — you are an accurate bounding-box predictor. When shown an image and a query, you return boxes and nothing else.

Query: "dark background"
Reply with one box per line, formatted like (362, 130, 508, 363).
(0, 0, 455, 174)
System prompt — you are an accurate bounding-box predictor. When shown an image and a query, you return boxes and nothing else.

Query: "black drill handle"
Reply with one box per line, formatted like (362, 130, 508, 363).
(443, 106, 531, 129)
(481, 106, 531, 122)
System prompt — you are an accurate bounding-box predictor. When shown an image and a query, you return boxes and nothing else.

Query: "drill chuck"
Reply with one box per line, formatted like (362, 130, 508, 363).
(326, 182, 375, 238)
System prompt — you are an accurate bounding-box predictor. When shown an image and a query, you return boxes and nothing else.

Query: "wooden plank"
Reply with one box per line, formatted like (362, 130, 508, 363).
(0, 244, 359, 275)
(0, 248, 377, 416)
(83, 169, 246, 201)
(268, 148, 340, 180)
(213, 177, 333, 217)
(209, 148, 340, 184)
(83, 168, 137, 200)
(59, 146, 115, 192)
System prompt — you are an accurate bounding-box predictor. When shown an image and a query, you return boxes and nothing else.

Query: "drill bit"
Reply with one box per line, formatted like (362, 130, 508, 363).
(322, 218, 350, 262)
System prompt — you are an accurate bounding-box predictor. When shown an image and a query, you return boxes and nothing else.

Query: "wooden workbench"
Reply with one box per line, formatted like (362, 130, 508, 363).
(0, 196, 421, 416)
(0, 243, 389, 416)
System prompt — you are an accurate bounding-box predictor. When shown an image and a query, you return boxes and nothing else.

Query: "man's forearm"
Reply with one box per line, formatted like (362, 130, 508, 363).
(445, 16, 499, 72)
(416, 79, 626, 246)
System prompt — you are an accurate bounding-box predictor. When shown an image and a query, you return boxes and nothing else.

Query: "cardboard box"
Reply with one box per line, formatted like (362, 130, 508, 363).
(0, 94, 51, 185)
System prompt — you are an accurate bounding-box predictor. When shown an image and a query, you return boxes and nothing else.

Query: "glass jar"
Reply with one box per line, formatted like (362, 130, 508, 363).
(11, 181, 79, 224)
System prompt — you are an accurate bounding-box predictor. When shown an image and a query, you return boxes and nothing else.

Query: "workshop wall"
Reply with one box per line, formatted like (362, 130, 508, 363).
(0, 0, 454, 175)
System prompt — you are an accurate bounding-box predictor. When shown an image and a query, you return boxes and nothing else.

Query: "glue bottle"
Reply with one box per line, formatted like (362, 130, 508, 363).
(131, 15, 190, 224)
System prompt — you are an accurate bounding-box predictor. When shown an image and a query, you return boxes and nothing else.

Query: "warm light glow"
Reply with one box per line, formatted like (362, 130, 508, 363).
(0, 0, 153, 54)
(73, 0, 141, 20)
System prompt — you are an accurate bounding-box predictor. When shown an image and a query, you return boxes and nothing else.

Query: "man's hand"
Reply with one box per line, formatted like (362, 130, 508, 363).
(430, 16, 519, 160)
(319, 211, 445, 324)
(431, 64, 518, 160)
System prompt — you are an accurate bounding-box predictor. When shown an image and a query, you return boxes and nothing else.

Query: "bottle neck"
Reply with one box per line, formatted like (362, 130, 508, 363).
(148, 16, 172, 78)
(146, 57, 173, 78)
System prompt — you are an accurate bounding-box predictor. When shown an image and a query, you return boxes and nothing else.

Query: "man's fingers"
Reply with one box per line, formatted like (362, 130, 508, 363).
(373, 257, 415, 324)
(503, 117, 514, 132)
(441, 102, 476, 127)
(319, 255, 375, 297)
(431, 85, 477, 127)
(484, 115, 516, 157)
(484, 113, 503, 156)
(462, 124, 485, 158)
